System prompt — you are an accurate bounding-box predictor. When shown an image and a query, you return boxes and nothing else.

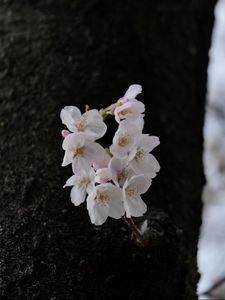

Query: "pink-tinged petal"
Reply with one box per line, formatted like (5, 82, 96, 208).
(114, 100, 145, 123)
(95, 168, 112, 183)
(114, 106, 121, 123)
(124, 84, 142, 100)
(110, 103, 117, 114)
(93, 152, 111, 170)
(61, 130, 71, 138)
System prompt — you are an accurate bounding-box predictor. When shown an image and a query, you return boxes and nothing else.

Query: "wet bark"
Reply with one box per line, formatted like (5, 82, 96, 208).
(0, 1, 215, 299)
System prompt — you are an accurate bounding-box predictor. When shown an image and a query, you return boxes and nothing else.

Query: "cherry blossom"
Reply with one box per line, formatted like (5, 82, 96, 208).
(60, 106, 107, 139)
(60, 84, 160, 228)
(64, 169, 95, 206)
(87, 183, 124, 225)
(128, 134, 160, 178)
(123, 175, 152, 218)
(114, 84, 145, 123)
(62, 133, 105, 173)
(110, 119, 142, 159)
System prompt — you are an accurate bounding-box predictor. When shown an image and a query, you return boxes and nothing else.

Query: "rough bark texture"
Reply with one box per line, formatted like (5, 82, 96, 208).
(0, 1, 215, 299)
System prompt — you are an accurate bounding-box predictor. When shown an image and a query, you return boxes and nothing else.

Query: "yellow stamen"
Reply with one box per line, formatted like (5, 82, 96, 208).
(95, 190, 108, 205)
(71, 145, 85, 157)
(126, 187, 137, 198)
(80, 176, 90, 186)
(119, 108, 131, 117)
(75, 117, 86, 131)
(135, 147, 146, 160)
(118, 134, 130, 147)
(117, 169, 128, 181)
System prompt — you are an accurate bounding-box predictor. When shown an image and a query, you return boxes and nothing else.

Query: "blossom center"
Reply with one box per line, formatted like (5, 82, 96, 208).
(126, 187, 137, 198)
(135, 147, 146, 160)
(117, 169, 128, 181)
(95, 190, 109, 205)
(80, 176, 91, 186)
(119, 108, 131, 117)
(118, 134, 130, 147)
(75, 117, 86, 131)
(71, 145, 85, 157)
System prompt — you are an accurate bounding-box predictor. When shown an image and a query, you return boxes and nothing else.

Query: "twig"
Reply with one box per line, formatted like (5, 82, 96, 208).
(123, 215, 146, 247)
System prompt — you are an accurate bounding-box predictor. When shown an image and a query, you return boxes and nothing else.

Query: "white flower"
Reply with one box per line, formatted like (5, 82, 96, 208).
(60, 106, 107, 139)
(87, 183, 124, 225)
(123, 175, 152, 218)
(128, 134, 160, 178)
(64, 169, 95, 206)
(62, 133, 105, 173)
(110, 119, 142, 159)
(109, 157, 134, 187)
(114, 85, 145, 123)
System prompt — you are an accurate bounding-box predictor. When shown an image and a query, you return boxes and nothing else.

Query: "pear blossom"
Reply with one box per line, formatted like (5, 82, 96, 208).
(110, 119, 142, 159)
(87, 183, 124, 225)
(64, 169, 95, 206)
(62, 133, 105, 173)
(123, 175, 152, 218)
(114, 84, 145, 123)
(128, 134, 160, 177)
(60, 106, 107, 139)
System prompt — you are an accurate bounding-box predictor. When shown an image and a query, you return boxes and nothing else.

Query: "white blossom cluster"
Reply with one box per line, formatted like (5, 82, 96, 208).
(60, 85, 160, 225)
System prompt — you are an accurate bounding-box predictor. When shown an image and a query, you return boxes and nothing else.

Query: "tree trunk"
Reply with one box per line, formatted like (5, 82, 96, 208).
(0, 1, 215, 299)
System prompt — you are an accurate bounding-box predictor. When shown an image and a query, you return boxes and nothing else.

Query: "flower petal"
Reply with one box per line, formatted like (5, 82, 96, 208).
(124, 84, 142, 100)
(141, 135, 160, 152)
(70, 185, 86, 206)
(87, 191, 109, 225)
(124, 194, 147, 218)
(126, 175, 152, 195)
(93, 151, 111, 170)
(60, 106, 81, 132)
(72, 156, 92, 173)
(64, 175, 77, 187)
(95, 168, 112, 183)
(107, 186, 124, 219)
(62, 150, 73, 166)
(85, 142, 105, 162)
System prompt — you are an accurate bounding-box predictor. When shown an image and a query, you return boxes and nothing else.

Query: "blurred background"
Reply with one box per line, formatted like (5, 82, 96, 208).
(198, 0, 225, 298)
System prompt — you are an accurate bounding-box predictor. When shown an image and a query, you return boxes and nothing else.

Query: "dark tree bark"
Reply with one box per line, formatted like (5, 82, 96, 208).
(0, 1, 215, 299)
